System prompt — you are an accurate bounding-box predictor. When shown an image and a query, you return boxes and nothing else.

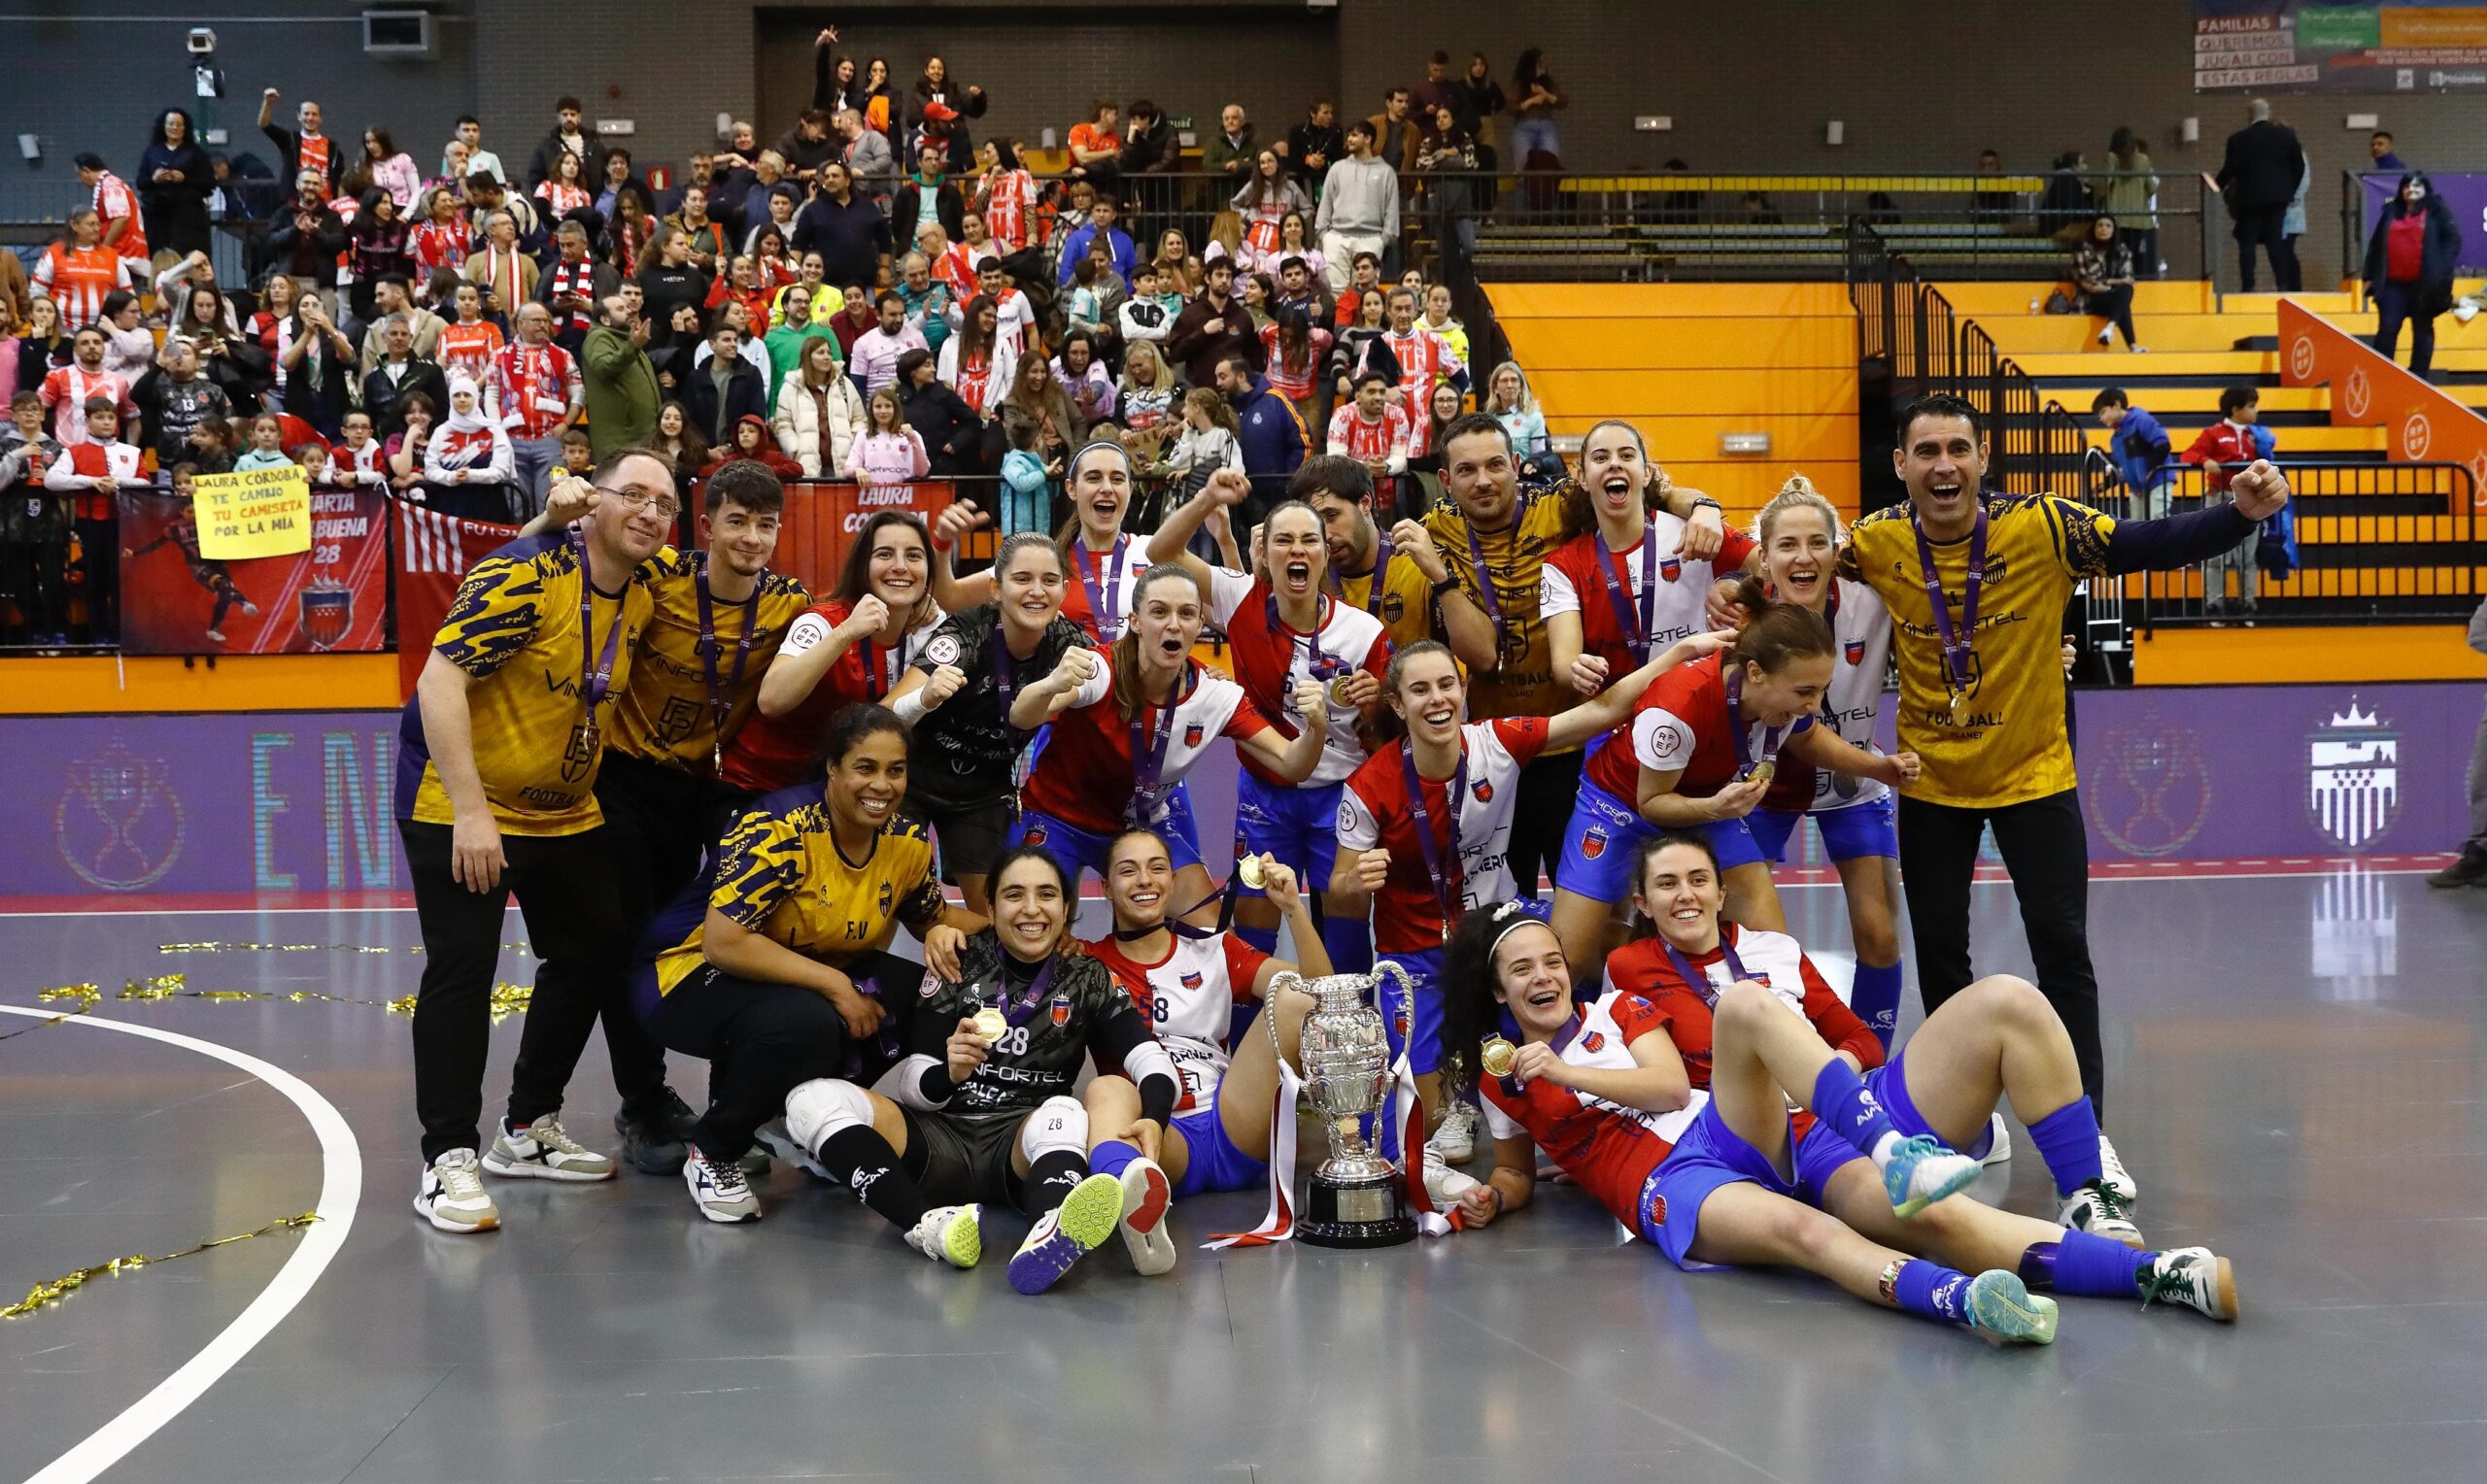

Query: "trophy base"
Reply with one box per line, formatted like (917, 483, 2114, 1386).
(1298, 1173, 1417, 1248)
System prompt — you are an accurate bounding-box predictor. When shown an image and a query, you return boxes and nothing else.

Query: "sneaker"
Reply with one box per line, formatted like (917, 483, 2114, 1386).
(239, 599, 259, 617)
(613, 1091, 697, 1176)
(1979, 1112, 2014, 1166)
(1006, 1171, 1122, 1295)
(1116, 1157, 1176, 1276)
(2096, 1135, 2139, 1204)
(2427, 849, 2487, 889)
(682, 1144, 761, 1224)
(2059, 1179, 2144, 1248)
(905, 1203, 982, 1268)
(740, 1149, 772, 1177)
(1965, 1269, 2060, 1344)
(2096, 327, 2113, 346)
(2131, 344, 2150, 354)
(1428, 1100, 1479, 1164)
(1423, 1144, 1481, 1206)
(754, 1119, 831, 1180)
(2139, 1245, 2238, 1322)
(482, 1113, 616, 1182)
(412, 1147, 500, 1233)
(1883, 1133, 1981, 1218)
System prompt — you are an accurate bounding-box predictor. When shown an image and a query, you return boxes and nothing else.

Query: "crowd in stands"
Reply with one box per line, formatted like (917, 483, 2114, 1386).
(0, 31, 1570, 648)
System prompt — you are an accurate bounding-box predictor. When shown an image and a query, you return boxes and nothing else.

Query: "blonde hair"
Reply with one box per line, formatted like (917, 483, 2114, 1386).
(1756, 472, 1843, 548)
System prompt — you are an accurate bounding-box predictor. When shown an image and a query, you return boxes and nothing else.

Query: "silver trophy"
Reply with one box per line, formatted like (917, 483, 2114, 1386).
(1272, 961, 1418, 1247)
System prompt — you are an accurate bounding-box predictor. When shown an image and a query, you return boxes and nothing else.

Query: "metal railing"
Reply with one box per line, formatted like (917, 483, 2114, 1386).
(2124, 460, 2482, 629)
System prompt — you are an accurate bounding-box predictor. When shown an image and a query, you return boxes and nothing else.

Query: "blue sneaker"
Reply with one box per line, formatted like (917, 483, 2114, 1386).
(1005, 1172, 1123, 1295)
(1965, 1270, 2060, 1344)
(1883, 1133, 1981, 1218)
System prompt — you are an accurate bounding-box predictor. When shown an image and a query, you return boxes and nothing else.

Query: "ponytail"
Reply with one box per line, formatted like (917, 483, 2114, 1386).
(1727, 574, 1834, 672)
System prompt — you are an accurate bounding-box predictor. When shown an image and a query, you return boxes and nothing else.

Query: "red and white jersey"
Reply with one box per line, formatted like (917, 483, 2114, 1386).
(1085, 930, 1269, 1110)
(992, 287, 1038, 360)
(410, 219, 470, 283)
(929, 243, 977, 301)
(330, 438, 389, 485)
(436, 320, 505, 385)
(720, 604, 939, 796)
(1478, 989, 1708, 1229)
(1584, 652, 1813, 802)
(1020, 655, 1265, 833)
(1380, 328, 1461, 451)
(980, 169, 1038, 252)
(91, 172, 148, 260)
(1769, 578, 1892, 815)
(1060, 534, 1146, 643)
(1207, 568, 1390, 788)
(490, 341, 581, 439)
(1603, 924, 1882, 1092)
(1338, 718, 1550, 955)
(1540, 515, 1755, 680)
(39, 364, 135, 447)
(1327, 403, 1410, 465)
(33, 243, 133, 329)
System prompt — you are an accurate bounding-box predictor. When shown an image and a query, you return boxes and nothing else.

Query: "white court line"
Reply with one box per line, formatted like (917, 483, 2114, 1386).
(0, 1004, 362, 1484)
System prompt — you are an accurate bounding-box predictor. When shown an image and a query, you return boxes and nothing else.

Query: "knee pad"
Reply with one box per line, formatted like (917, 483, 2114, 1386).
(1018, 1095, 1089, 1163)
(785, 1078, 874, 1153)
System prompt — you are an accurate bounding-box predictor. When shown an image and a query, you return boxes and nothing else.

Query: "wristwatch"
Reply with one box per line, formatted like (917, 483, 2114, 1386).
(1689, 495, 1722, 514)
(1431, 575, 1460, 595)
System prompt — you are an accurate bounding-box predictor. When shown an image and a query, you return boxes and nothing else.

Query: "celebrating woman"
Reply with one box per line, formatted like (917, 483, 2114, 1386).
(783, 847, 1181, 1294)
(884, 532, 1096, 914)
(1079, 828, 1331, 1275)
(1008, 562, 1328, 894)
(646, 705, 984, 1225)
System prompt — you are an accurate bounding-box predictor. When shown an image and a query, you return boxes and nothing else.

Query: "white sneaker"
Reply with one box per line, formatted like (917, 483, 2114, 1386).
(413, 1148, 500, 1233)
(2058, 1179, 2144, 1248)
(682, 1144, 760, 1224)
(1423, 1144, 1481, 1206)
(2096, 327, 2113, 346)
(1116, 1157, 1177, 1276)
(482, 1113, 615, 1182)
(1979, 1112, 2014, 1166)
(1428, 1100, 1479, 1164)
(905, 1203, 982, 1268)
(2097, 1135, 2139, 1203)
(2140, 1246, 2238, 1322)
(754, 1119, 831, 1180)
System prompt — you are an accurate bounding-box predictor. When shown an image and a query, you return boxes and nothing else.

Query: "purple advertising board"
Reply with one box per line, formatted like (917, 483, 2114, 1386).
(0, 684, 2468, 898)
(2359, 172, 2487, 272)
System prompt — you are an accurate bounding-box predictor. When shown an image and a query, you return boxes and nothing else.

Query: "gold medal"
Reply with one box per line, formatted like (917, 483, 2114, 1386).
(1749, 760, 1775, 787)
(1236, 854, 1265, 890)
(1328, 675, 1356, 706)
(971, 1007, 1008, 1043)
(1480, 1036, 1516, 1078)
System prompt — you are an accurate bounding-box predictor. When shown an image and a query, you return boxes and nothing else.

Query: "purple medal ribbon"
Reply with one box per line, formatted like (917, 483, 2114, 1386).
(1661, 932, 1751, 1010)
(1908, 500, 1988, 710)
(857, 635, 886, 701)
(1269, 590, 1337, 681)
(988, 954, 1062, 1029)
(1329, 535, 1393, 621)
(694, 553, 763, 769)
(1493, 1008, 1587, 1097)
(570, 531, 628, 742)
(1594, 522, 1659, 665)
(1074, 534, 1131, 641)
(989, 622, 1029, 730)
(1722, 665, 1797, 780)
(1463, 520, 1508, 654)
(1401, 738, 1468, 940)
(1126, 661, 1188, 826)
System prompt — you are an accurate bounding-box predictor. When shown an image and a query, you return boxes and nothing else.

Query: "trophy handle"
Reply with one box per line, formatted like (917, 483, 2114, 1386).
(1372, 959, 1417, 1051)
(1266, 969, 1307, 1062)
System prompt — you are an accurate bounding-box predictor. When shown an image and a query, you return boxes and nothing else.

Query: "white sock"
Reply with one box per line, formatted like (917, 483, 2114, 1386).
(1870, 1130, 1906, 1169)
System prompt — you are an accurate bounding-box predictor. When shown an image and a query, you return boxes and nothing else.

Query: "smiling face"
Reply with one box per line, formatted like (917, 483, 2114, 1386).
(1632, 842, 1724, 952)
(826, 726, 908, 833)
(658, 402, 684, 437)
(1443, 425, 1517, 528)
(1389, 648, 1464, 743)
(1068, 448, 1129, 537)
(706, 495, 781, 581)
(1763, 503, 1836, 610)
(1580, 423, 1648, 521)
(1740, 651, 1834, 726)
(998, 541, 1066, 632)
(1491, 923, 1574, 1036)
(1105, 833, 1175, 930)
(1893, 411, 1986, 537)
(993, 856, 1069, 960)
(865, 521, 929, 610)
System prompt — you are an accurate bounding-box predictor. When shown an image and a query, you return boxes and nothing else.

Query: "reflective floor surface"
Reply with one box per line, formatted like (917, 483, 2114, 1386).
(4, 865, 2484, 1484)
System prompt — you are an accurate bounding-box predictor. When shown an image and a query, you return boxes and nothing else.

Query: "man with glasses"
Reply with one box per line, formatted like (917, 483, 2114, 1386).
(397, 448, 673, 1233)
(523, 458, 811, 1173)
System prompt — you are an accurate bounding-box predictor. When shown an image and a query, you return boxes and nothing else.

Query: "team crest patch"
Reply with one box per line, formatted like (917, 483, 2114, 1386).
(1179, 971, 1204, 991)
(1049, 995, 1072, 1027)
(924, 633, 963, 666)
(1336, 802, 1355, 831)
(1184, 723, 1205, 746)
(1582, 1031, 1606, 1052)
(918, 978, 942, 997)
(1658, 556, 1682, 582)
(1382, 593, 1406, 624)
(1580, 826, 1608, 860)
(1471, 779, 1493, 803)
(1024, 822, 1049, 845)
(1844, 639, 1865, 664)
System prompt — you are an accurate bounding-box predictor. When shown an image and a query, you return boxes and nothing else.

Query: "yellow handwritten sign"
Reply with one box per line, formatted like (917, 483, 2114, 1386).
(193, 465, 313, 560)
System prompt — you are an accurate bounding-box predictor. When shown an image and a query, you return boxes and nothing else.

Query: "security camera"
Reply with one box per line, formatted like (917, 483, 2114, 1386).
(187, 27, 217, 54)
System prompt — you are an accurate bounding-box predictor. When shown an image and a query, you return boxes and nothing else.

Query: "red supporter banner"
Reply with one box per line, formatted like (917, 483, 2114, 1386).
(392, 496, 520, 698)
(116, 488, 389, 656)
(2279, 297, 2487, 513)
(773, 480, 967, 593)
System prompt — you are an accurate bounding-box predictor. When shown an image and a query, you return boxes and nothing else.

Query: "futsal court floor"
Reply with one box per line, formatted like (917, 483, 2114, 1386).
(4, 860, 2484, 1484)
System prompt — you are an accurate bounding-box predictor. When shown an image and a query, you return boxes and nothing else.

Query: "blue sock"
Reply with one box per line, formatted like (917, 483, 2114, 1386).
(1812, 1058, 1898, 1158)
(2027, 1098, 2105, 1197)
(1088, 1138, 1141, 1182)
(2022, 1231, 2150, 1298)
(1891, 1259, 1975, 1325)
(1236, 921, 1280, 956)
(1850, 960, 1902, 1050)
(1319, 912, 1373, 976)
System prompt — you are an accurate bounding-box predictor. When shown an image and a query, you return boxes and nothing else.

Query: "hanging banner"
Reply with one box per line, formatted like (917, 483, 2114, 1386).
(2197, 2, 2487, 92)
(774, 479, 965, 594)
(116, 488, 389, 656)
(192, 464, 314, 559)
(392, 495, 522, 698)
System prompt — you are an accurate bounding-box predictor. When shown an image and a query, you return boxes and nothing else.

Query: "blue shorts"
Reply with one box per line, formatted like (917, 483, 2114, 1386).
(1870, 1053, 1993, 1160)
(1234, 773, 1343, 894)
(1748, 794, 1899, 866)
(1161, 780, 1204, 862)
(1170, 1096, 1269, 1198)
(1375, 946, 1445, 1077)
(1010, 807, 1206, 887)
(1637, 1100, 1861, 1269)
(1555, 775, 1659, 904)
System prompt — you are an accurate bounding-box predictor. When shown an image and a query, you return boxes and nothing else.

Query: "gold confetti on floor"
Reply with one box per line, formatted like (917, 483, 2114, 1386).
(2, 1214, 320, 1320)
